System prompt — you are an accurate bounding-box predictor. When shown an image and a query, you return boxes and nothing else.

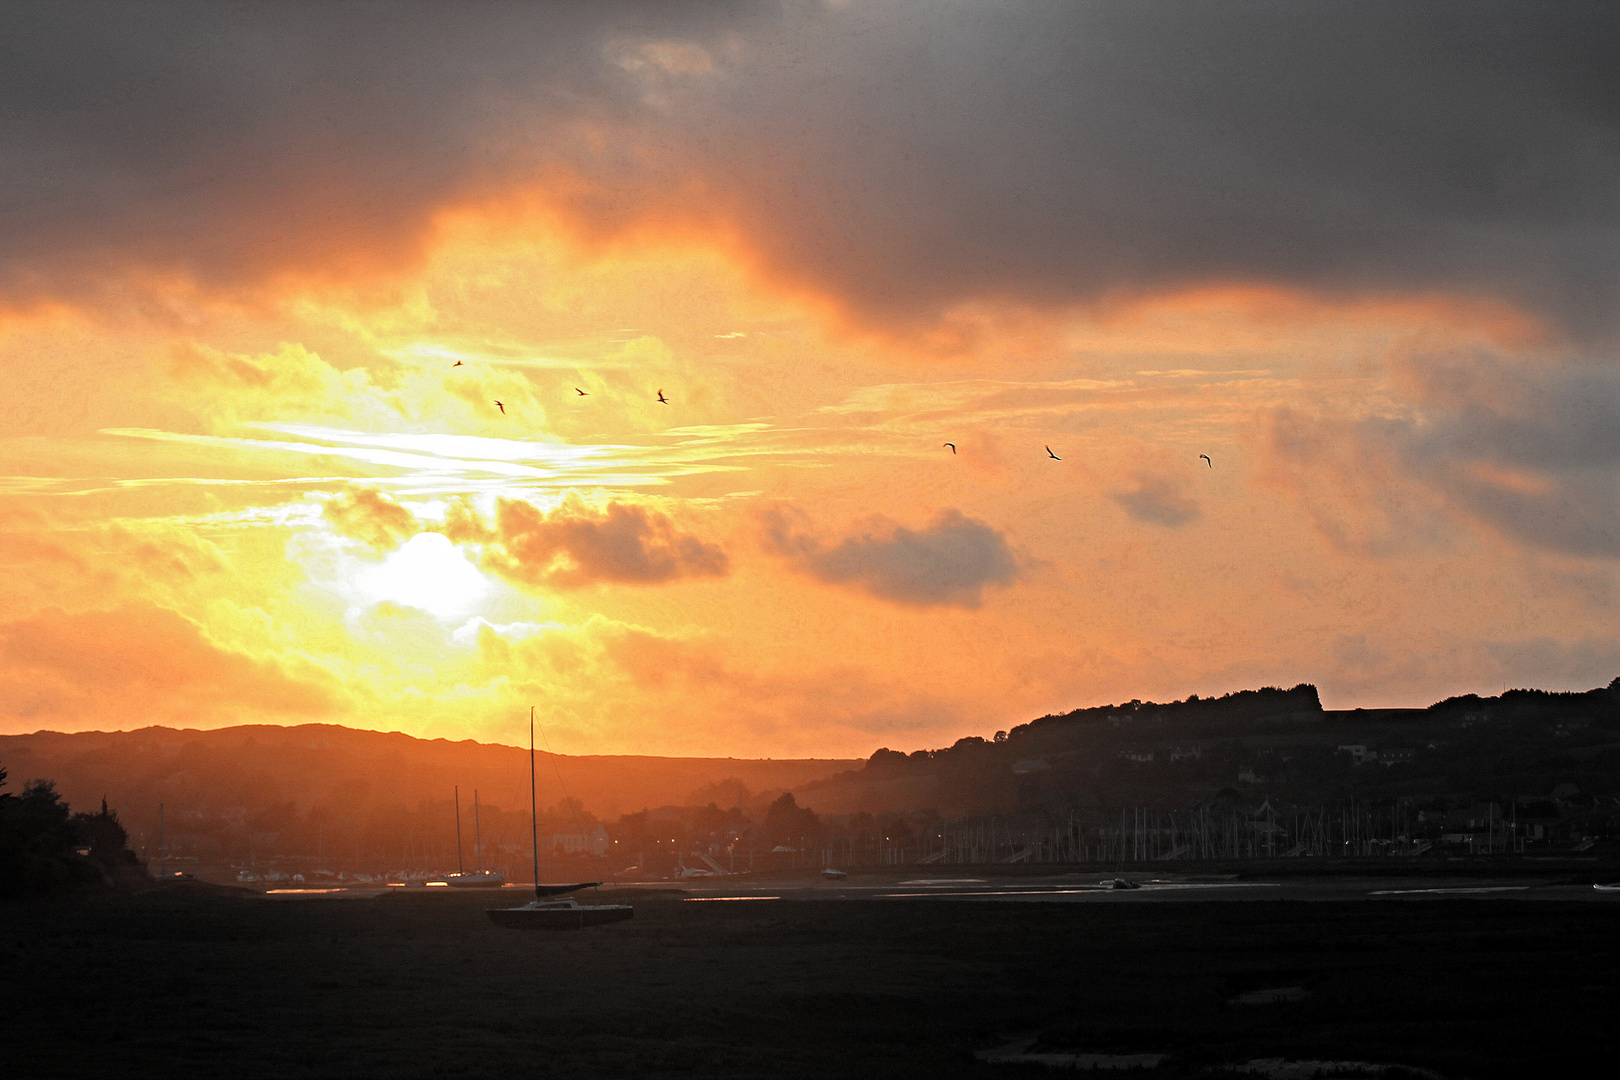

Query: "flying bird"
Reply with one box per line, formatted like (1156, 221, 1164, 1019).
(451, 360, 463, 367)
(1200, 454, 1212, 468)
(1045, 445, 1061, 461)
(657, 389, 668, 404)
(944, 443, 956, 454)
(575, 387, 588, 396)
(494, 400, 505, 414)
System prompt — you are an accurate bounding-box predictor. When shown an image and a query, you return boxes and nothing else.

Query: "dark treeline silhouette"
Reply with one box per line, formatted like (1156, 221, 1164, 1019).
(0, 764, 147, 897)
(6, 679, 1620, 880)
(797, 680, 1620, 823)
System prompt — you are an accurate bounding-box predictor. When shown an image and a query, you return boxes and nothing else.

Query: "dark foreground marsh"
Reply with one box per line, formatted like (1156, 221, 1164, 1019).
(4, 885, 1617, 1078)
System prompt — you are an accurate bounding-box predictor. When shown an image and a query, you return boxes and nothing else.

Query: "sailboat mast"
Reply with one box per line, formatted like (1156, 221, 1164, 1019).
(529, 706, 540, 899)
(157, 802, 166, 878)
(454, 785, 464, 875)
(474, 790, 483, 874)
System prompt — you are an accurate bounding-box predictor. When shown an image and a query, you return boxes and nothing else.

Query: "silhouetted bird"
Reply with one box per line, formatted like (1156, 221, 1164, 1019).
(1046, 445, 1060, 460)
(452, 360, 463, 367)
(657, 390, 668, 404)
(494, 400, 505, 414)
(944, 443, 955, 453)
(575, 388, 588, 396)
(1200, 454, 1212, 468)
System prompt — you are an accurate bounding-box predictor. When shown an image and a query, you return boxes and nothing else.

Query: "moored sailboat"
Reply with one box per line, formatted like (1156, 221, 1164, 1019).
(487, 707, 632, 930)
(442, 786, 506, 888)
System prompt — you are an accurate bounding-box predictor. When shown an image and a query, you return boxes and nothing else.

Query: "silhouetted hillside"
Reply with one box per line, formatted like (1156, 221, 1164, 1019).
(0, 725, 855, 876)
(797, 681, 1620, 817)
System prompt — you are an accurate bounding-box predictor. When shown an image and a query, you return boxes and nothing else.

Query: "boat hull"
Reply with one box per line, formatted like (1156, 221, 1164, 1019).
(442, 874, 507, 889)
(487, 904, 634, 930)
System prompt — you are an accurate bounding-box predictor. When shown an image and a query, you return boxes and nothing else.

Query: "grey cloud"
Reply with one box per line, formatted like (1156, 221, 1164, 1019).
(764, 507, 1019, 607)
(451, 497, 728, 588)
(0, 2, 751, 301)
(2, 4, 1618, 332)
(1111, 476, 1201, 528)
(1267, 346, 1620, 559)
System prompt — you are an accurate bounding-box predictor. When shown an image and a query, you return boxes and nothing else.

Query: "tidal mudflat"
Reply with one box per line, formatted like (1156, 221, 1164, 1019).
(5, 876, 1617, 1078)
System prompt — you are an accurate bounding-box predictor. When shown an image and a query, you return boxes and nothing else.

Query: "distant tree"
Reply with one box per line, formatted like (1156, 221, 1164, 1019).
(0, 773, 146, 897)
(609, 810, 652, 854)
(687, 778, 751, 809)
(764, 793, 820, 845)
(71, 797, 146, 885)
(0, 778, 89, 896)
(866, 749, 909, 776)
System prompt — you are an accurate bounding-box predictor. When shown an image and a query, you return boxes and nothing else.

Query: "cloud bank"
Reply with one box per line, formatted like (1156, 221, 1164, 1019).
(2, 3, 1616, 332)
(0, 602, 336, 723)
(1266, 344, 1620, 559)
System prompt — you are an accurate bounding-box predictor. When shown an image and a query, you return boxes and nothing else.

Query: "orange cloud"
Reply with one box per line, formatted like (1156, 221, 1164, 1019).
(447, 496, 728, 589)
(322, 488, 417, 553)
(0, 603, 337, 726)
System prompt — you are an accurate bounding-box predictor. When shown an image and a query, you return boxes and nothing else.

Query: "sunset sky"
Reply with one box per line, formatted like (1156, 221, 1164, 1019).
(3, 2, 1619, 756)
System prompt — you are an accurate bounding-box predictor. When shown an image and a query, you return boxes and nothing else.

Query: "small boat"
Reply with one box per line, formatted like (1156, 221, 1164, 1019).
(487, 882, 634, 930)
(444, 870, 507, 888)
(822, 868, 848, 880)
(442, 787, 507, 888)
(1102, 878, 1141, 890)
(488, 707, 633, 931)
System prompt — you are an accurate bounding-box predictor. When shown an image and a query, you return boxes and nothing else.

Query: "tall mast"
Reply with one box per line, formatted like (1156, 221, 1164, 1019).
(157, 803, 166, 878)
(454, 785, 464, 875)
(474, 790, 483, 874)
(529, 706, 540, 899)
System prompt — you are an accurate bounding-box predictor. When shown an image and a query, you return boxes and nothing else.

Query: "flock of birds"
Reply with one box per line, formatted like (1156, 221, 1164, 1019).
(459, 361, 1213, 469)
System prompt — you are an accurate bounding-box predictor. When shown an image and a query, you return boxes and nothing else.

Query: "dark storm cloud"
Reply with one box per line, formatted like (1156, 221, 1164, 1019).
(1266, 345, 1620, 559)
(763, 507, 1020, 608)
(0, 1, 752, 300)
(2, 2, 1617, 330)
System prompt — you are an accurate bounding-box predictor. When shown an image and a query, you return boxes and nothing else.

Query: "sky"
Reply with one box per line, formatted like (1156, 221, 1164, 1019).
(3, 1, 1620, 756)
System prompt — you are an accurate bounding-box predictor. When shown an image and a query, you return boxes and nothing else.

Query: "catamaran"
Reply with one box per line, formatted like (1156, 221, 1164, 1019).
(487, 707, 633, 930)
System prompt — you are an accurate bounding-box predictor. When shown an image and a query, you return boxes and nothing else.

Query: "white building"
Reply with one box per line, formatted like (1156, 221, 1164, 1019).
(549, 822, 610, 856)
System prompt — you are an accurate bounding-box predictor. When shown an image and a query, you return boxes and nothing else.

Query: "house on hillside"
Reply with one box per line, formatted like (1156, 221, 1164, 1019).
(1337, 744, 1376, 765)
(1118, 748, 1154, 763)
(550, 822, 610, 856)
(1510, 798, 1563, 843)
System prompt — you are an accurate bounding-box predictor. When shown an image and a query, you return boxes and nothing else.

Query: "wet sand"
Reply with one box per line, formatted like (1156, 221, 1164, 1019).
(5, 872, 1618, 1078)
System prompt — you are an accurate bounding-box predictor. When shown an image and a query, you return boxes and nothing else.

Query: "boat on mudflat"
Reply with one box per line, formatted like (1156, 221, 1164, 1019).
(443, 869, 507, 888)
(440, 787, 507, 888)
(487, 707, 634, 931)
(487, 883, 634, 930)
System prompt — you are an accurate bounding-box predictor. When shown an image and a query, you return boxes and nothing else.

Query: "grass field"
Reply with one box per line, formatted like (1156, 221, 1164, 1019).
(4, 882, 1617, 1078)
